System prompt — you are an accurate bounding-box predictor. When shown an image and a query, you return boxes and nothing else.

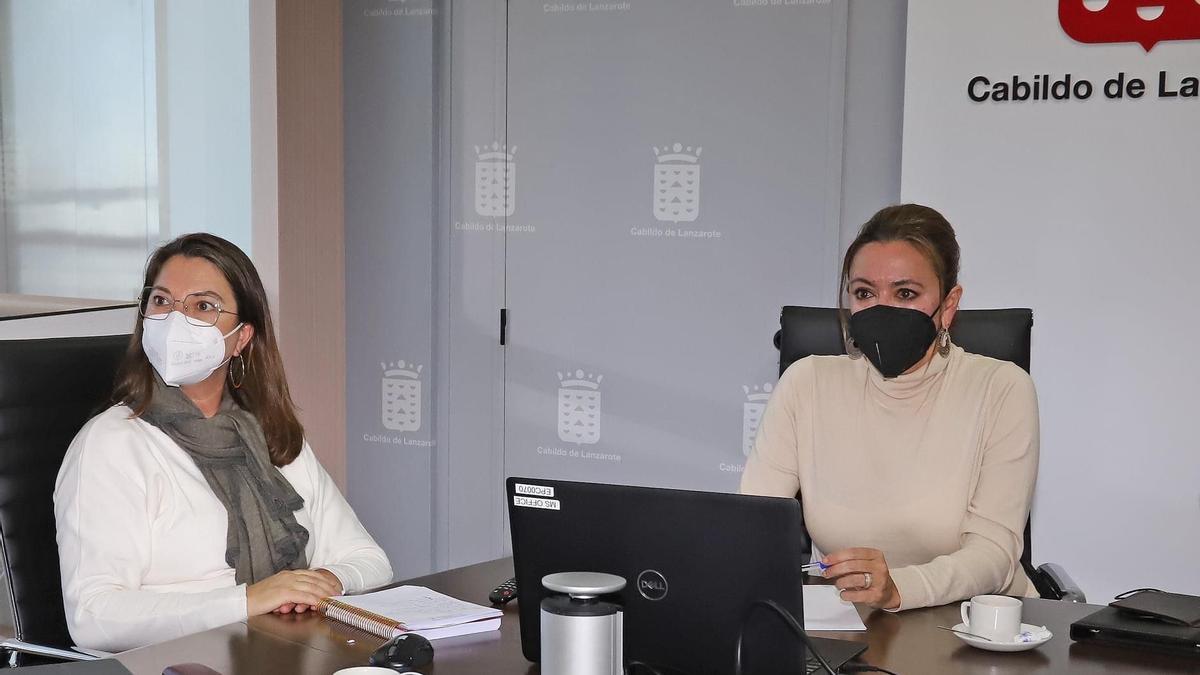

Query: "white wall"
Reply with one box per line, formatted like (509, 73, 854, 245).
(0, 0, 158, 300)
(0, 0, 254, 302)
(902, 0, 1200, 602)
(157, 0, 252, 253)
(0, 307, 135, 340)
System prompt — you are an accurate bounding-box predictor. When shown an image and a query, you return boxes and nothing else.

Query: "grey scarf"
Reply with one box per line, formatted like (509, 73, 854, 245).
(141, 375, 310, 584)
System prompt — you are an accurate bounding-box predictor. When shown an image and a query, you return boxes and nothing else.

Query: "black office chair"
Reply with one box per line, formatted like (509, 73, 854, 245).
(0, 334, 130, 664)
(772, 307, 1085, 602)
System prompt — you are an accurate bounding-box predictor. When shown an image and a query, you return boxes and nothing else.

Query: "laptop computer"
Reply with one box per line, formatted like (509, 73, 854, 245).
(506, 477, 867, 675)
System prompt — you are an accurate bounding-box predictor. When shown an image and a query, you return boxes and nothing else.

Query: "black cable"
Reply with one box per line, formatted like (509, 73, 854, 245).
(628, 658, 696, 667)
(1113, 587, 1163, 599)
(630, 600, 903, 675)
(625, 661, 662, 675)
(840, 664, 902, 675)
(733, 599, 837, 675)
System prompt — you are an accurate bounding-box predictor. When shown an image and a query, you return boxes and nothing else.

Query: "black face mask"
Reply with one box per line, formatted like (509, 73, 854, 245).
(848, 304, 939, 379)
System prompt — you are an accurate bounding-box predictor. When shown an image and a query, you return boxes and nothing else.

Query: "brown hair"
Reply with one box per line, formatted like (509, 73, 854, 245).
(840, 203, 960, 305)
(837, 204, 961, 351)
(112, 233, 306, 467)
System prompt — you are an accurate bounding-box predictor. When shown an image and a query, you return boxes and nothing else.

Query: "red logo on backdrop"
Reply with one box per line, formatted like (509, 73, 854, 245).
(1059, 0, 1200, 51)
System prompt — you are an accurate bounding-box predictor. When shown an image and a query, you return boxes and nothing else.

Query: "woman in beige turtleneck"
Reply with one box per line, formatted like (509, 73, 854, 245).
(740, 204, 1038, 611)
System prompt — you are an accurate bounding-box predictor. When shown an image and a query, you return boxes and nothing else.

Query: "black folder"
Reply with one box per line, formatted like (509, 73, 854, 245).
(1070, 590, 1200, 656)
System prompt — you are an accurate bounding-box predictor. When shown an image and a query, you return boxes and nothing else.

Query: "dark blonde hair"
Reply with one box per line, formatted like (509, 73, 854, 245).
(840, 203, 960, 304)
(112, 233, 305, 466)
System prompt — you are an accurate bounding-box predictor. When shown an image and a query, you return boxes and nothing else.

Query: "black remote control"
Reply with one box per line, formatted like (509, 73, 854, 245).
(489, 577, 518, 605)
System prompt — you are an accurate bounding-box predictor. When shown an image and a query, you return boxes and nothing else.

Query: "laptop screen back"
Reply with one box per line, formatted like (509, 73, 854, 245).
(507, 477, 809, 675)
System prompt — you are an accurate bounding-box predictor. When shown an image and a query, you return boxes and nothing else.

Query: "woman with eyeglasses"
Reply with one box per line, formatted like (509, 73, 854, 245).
(54, 233, 392, 652)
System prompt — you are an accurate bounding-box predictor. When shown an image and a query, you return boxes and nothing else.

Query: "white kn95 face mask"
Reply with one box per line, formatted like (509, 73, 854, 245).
(141, 311, 242, 387)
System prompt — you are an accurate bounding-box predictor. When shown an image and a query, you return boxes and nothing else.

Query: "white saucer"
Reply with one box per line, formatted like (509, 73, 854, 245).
(951, 622, 1053, 652)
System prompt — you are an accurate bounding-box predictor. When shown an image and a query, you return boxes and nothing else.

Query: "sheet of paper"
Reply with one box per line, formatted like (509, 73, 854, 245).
(803, 585, 867, 632)
(335, 585, 501, 630)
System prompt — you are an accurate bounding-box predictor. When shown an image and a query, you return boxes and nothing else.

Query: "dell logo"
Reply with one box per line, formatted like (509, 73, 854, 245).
(636, 569, 668, 601)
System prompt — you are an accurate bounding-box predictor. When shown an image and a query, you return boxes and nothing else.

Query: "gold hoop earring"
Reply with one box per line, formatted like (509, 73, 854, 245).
(847, 339, 862, 358)
(936, 329, 952, 357)
(844, 332, 862, 359)
(229, 354, 247, 389)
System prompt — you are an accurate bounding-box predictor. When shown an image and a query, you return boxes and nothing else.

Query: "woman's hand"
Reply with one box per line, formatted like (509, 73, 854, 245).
(273, 569, 345, 614)
(247, 568, 343, 616)
(821, 547, 901, 610)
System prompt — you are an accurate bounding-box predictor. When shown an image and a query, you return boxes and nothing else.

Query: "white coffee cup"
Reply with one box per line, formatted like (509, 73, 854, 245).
(960, 594, 1022, 642)
(333, 668, 402, 675)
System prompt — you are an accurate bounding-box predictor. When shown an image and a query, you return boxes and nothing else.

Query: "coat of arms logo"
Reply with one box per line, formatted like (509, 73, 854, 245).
(475, 141, 516, 217)
(653, 142, 701, 223)
(381, 360, 423, 432)
(557, 369, 603, 445)
(742, 383, 773, 457)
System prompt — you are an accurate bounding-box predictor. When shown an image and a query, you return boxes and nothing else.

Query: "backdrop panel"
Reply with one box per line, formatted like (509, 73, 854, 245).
(344, 0, 910, 577)
(502, 0, 848, 492)
(344, 0, 439, 580)
(345, 0, 510, 578)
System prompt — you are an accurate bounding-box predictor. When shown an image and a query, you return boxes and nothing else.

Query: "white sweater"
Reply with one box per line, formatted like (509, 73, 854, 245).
(54, 406, 393, 652)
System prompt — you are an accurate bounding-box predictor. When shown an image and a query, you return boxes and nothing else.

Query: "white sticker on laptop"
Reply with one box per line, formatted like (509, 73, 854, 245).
(514, 483, 555, 498)
(513, 495, 561, 510)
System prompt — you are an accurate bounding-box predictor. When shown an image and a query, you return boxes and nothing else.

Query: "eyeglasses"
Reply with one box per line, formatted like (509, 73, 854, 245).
(139, 287, 239, 328)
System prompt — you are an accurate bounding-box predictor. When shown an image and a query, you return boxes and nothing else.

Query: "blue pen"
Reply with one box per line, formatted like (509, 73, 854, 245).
(801, 561, 829, 573)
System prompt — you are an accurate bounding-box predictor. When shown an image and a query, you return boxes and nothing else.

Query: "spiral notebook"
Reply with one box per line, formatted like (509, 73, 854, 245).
(318, 585, 502, 641)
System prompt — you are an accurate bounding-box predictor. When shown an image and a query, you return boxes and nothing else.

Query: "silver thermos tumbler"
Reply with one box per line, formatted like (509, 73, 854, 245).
(540, 572, 626, 675)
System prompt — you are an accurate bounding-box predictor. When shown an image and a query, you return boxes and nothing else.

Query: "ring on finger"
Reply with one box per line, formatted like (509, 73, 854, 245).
(862, 572, 872, 589)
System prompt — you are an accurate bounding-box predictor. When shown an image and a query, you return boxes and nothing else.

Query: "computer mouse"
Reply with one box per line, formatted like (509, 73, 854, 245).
(369, 633, 434, 670)
(162, 664, 223, 675)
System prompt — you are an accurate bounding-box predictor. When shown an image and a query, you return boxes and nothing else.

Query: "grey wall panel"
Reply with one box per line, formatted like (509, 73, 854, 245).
(344, 0, 438, 580)
(501, 0, 849, 492)
(344, 0, 910, 575)
(437, 0, 509, 571)
(345, 0, 511, 579)
(840, 0, 907, 249)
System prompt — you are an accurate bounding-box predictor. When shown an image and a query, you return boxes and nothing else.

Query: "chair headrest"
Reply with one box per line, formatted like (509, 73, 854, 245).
(776, 306, 1032, 376)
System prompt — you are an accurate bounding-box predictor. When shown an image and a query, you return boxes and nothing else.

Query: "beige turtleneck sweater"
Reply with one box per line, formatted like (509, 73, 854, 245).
(739, 344, 1039, 610)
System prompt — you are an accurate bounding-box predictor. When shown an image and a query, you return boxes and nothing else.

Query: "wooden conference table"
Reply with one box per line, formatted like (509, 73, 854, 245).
(114, 558, 1196, 674)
